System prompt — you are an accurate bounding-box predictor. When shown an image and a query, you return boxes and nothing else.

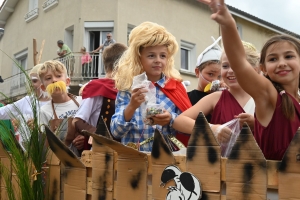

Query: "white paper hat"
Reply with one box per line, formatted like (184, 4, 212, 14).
(196, 36, 222, 67)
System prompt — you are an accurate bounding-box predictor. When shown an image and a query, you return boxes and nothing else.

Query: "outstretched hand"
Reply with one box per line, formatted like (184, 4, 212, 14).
(198, 0, 233, 26)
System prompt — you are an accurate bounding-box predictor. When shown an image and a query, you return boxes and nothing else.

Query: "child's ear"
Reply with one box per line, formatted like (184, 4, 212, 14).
(40, 84, 46, 91)
(260, 64, 267, 76)
(195, 67, 200, 78)
(66, 77, 71, 86)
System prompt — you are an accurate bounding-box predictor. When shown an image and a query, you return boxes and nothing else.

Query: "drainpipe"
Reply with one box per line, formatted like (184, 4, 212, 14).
(0, 28, 4, 39)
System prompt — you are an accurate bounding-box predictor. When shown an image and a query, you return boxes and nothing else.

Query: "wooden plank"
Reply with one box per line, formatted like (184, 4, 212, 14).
(37, 39, 45, 64)
(267, 160, 279, 189)
(278, 129, 300, 199)
(226, 125, 267, 200)
(33, 39, 38, 66)
(187, 112, 221, 193)
(151, 129, 175, 200)
(116, 157, 148, 200)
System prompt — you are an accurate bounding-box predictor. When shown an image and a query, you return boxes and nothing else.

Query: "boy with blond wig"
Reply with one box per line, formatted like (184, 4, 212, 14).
(111, 22, 191, 151)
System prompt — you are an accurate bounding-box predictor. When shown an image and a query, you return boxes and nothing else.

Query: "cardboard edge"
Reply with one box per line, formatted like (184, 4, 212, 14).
(45, 126, 85, 168)
(82, 130, 148, 158)
(151, 129, 175, 163)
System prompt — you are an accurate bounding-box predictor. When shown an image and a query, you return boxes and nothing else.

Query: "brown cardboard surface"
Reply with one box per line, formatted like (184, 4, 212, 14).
(226, 125, 266, 199)
(0, 187, 8, 200)
(64, 168, 86, 190)
(46, 149, 61, 165)
(87, 177, 92, 195)
(221, 158, 227, 181)
(187, 113, 221, 193)
(91, 140, 114, 199)
(0, 142, 9, 158)
(45, 126, 85, 168)
(116, 158, 148, 200)
(92, 188, 113, 200)
(266, 160, 279, 189)
(44, 165, 61, 200)
(278, 173, 300, 199)
(201, 192, 221, 199)
(151, 130, 175, 199)
(11, 174, 20, 199)
(91, 152, 114, 190)
(0, 157, 11, 187)
(64, 183, 86, 200)
(278, 129, 300, 199)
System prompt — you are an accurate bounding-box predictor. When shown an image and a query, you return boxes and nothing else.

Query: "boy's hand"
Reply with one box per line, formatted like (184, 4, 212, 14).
(235, 113, 254, 130)
(72, 135, 85, 150)
(151, 110, 172, 126)
(129, 88, 148, 109)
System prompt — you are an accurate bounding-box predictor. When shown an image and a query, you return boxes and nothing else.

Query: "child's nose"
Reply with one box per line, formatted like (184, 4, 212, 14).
(278, 58, 287, 68)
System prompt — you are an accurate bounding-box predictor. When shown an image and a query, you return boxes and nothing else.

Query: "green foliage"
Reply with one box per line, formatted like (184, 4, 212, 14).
(0, 51, 48, 200)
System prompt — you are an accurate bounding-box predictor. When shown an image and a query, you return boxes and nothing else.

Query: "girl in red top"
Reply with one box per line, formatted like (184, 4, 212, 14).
(173, 42, 260, 144)
(207, 0, 300, 160)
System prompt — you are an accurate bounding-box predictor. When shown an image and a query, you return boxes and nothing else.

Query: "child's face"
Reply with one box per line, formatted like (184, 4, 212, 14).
(221, 54, 241, 89)
(140, 45, 168, 82)
(263, 41, 300, 85)
(30, 74, 42, 96)
(195, 63, 221, 91)
(40, 70, 70, 95)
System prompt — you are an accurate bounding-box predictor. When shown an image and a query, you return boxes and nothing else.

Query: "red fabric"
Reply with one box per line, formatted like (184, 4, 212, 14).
(254, 94, 300, 160)
(84, 136, 92, 150)
(210, 90, 245, 124)
(155, 79, 192, 146)
(82, 78, 117, 100)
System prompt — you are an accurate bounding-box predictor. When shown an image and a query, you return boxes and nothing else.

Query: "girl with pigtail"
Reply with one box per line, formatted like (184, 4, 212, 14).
(204, 0, 300, 160)
(111, 21, 192, 151)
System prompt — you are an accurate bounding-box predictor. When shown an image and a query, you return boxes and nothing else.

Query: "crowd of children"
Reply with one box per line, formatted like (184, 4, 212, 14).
(2, 4, 300, 161)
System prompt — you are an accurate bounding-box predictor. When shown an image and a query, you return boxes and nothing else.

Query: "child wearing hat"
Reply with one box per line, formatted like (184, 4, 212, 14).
(188, 36, 222, 106)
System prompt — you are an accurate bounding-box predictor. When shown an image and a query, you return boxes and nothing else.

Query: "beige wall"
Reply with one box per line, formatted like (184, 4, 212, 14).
(0, 0, 282, 95)
(234, 16, 278, 52)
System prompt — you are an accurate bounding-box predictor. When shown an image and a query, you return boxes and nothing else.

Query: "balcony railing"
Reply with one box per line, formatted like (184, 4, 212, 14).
(54, 52, 106, 80)
(0, 53, 104, 100)
(24, 8, 39, 23)
(0, 71, 29, 100)
(42, 0, 59, 12)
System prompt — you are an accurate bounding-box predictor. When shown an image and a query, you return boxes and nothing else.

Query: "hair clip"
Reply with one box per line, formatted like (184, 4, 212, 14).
(280, 90, 286, 96)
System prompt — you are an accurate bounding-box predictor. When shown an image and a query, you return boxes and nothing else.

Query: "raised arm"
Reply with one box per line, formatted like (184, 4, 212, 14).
(207, 0, 278, 125)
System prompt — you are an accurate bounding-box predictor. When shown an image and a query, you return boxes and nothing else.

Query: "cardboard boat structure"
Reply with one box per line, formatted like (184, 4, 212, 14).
(0, 112, 300, 200)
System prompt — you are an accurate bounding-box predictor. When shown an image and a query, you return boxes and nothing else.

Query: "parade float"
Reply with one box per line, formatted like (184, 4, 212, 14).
(1, 111, 299, 200)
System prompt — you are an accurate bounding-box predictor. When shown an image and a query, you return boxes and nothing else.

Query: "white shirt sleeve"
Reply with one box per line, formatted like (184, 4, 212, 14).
(0, 96, 32, 120)
(75, 96, 103, 127)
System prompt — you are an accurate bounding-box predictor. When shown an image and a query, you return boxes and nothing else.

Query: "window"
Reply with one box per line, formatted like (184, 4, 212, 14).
(84, 21, 114, 77)
(237, 23, 243, 38)
(12, 49, 28, 91)
(127, 24, 135, 45)
(43, 0, 59, 12)
(25, 0, 38, 22)
(180, 41, 196, 73)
